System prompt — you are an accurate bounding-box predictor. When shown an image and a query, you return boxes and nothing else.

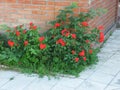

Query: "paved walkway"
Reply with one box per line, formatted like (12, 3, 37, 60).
(0, 30, 120, 90)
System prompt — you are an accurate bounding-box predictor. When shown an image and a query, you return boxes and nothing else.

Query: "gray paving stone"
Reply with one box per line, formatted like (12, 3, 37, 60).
(87, 71, 114, 84)
(23, 76, 62, 90)
(54, 77, 84, 88)
(52, 84, 75, 90)
(1, 74, 36, 90)
(97, 52, 113, 61)
(105, 85, 120, 90)
(103, 59, 120, 68)
(79, 68, 96, 80)
(0, 70, 19, 88)
(110, 72, 120, 87)
(100, 47, 118, 53)
(110, 55, 120, 63)
(76, 80, 106, 90)
(0, 70, 18, 79)
(0, 79, 9, 88)
(105, 41, 120, 46)
(95, 66, 119, 76)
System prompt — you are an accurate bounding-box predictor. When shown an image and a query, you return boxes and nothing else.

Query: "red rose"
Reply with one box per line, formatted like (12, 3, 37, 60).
(8, 40, 14, 47)
(39, 43, 46, 49)
(16, 30, 20, 36)
(55, 23, 60, 27)
(79, 50, 85, 56)
(61, 41, 66, 46)
(33, 25, 37, 30)
(89, 49, 93, 54)
(98, 25, 104, 31)
(24, 41, 28, 46)
(56, 38, 66, 46)
(39, 36, 45, 42)
(99, 32, 104, 43)
(85, 40, 89, 43)
(30, 22, 33, 26)
(81, 21, 88, 27)
(71, 50, 76, 54)
(74, 58, 79, 62)
(71, 34, 76, 39)
(61, 29, 70, 37)
(83, 57, 87, 61)
(23, 30, 27, 34)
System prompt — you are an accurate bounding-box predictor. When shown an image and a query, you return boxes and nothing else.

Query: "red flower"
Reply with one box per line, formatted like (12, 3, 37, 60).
(24, 41, 28, 46)
(71, 50, 76, 54)
(33, 25, 37, 30)
(30, 22, 33, 26)
(85, 40, 90, 43)
(81, 21, 88, 27)
(39, 36, 45, 42)
(8, 40, 14, 47)
(74, 58, 79, 62)
(55, 23, 60, 28)
(61, 29, 70, 37)
(23, 30, 27, 34)
(39, 43, 46, 49)
(98, 25, 104, 31)
(16, 30, 20, 36)
(61, 41, 66, 46)
(89, 49, 93, 54)
(71, 34, 76, 39)
(56, 38, 66, 46)
(83, 57, 87, 61)
(99, 32, 104, 43)
(79, 50, 85, 56)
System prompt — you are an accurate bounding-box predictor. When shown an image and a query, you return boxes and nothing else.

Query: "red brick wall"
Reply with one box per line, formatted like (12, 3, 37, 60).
(89, 0, 118, 32)
(0, 0, 118, 32)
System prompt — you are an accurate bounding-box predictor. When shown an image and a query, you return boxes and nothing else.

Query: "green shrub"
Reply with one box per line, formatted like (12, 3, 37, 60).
(0, 3, 105, 77)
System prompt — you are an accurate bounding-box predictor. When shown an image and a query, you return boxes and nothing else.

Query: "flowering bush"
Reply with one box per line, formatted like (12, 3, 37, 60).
(0, 3, 105, 77)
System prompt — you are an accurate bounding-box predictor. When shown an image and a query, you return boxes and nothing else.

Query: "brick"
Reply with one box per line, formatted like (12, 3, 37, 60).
(4, 18, 17, 22)
(55, 6, 63, 11)
(55, 2, 71, 6)
(80, 7, 89, 12)
(40, 6, 55, 10)
(18, 0, 31, 4)
(0, 0, 4, 3)
(32, 0, 46, 5)
(78, 3, 89, 7)
(0, 3, 5, 8)
(47, 1, 55, 5)
(32, 10, 46, 15)
(18, 10, 31, 14)
(24, 5, 40, 10)
(11, 14, 24, 18)
(18, 18, 33, 24)
(4, 0, 16, 3)
(4, 9, 17, 13)
(6, 4, 24, 9)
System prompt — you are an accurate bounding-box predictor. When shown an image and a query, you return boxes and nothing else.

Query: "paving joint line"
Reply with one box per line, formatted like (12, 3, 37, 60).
(104, 71, 120, 90)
